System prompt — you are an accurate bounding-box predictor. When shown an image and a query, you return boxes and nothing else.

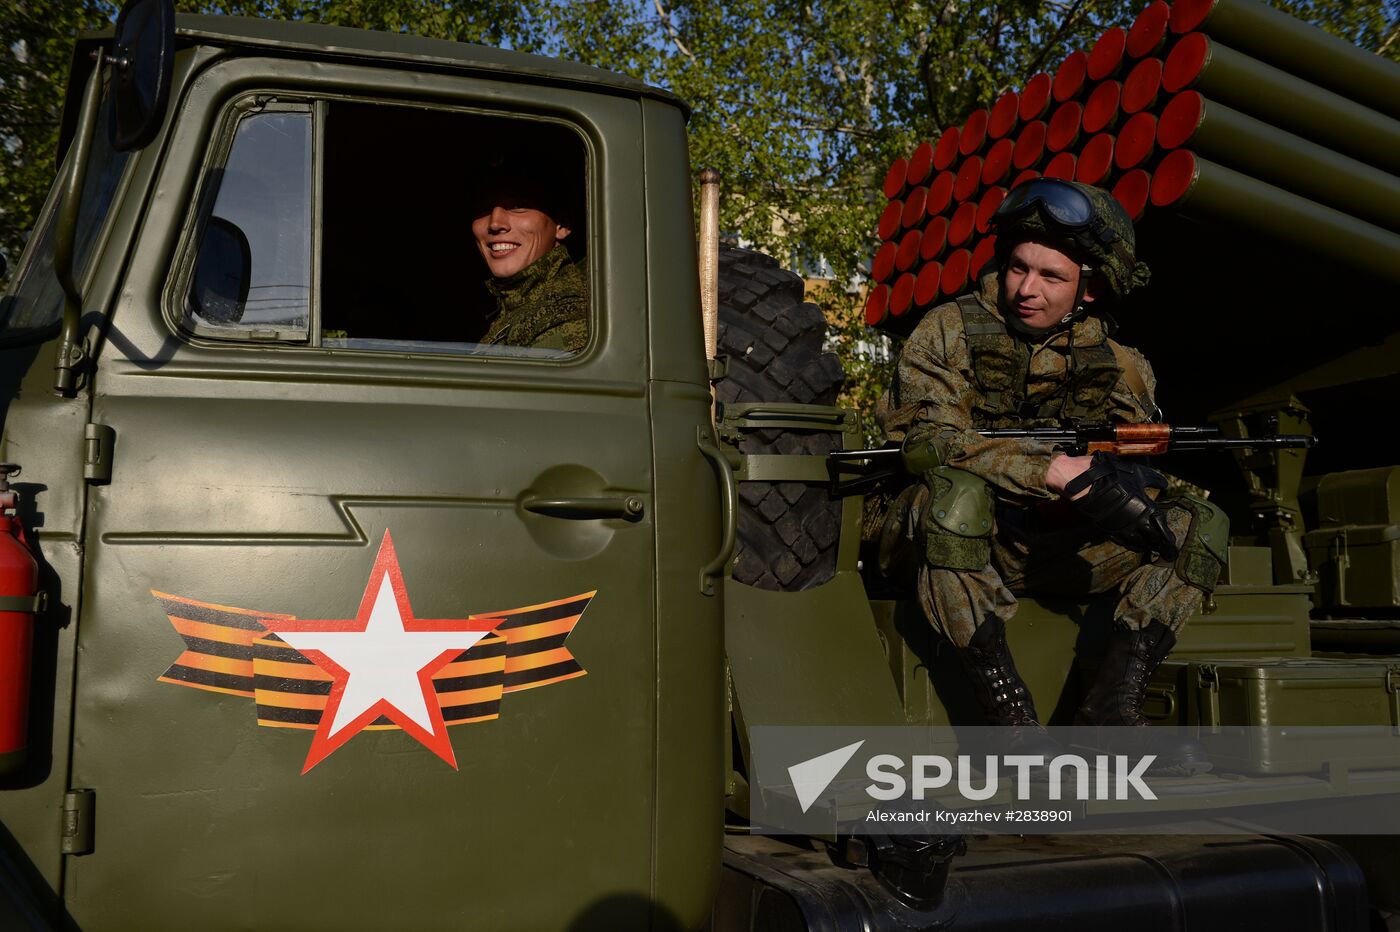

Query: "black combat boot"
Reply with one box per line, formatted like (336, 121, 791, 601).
(1075, 621, 1212, 775)
(958, 618, 1062, 759)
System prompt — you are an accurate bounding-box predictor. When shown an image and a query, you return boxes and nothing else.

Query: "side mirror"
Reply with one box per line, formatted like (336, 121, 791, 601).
(190, 216, 252, 324)
(109, 0, 175, 152)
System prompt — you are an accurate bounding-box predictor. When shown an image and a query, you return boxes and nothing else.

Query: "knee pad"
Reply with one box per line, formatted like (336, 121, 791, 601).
(1163, 492, 1230, 592)
(922, 466, 994, 570)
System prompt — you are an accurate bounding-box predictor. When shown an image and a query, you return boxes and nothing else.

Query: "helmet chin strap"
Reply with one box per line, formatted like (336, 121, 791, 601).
(1061, 262, 1094, 325)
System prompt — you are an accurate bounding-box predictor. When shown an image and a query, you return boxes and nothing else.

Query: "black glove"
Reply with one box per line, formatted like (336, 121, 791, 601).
(1063, 452, 1179, 559)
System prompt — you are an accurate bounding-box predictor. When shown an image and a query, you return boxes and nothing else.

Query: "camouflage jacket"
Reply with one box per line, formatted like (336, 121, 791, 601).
(482, 244, 589, 352)
(877, 270, 1158, 501)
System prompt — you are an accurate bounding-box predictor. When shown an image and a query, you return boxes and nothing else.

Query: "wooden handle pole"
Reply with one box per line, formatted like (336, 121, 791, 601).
(699, 168, 721, 364)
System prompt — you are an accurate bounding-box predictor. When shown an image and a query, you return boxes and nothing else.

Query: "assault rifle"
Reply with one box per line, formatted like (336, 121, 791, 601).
(826, 423, 1316, 497)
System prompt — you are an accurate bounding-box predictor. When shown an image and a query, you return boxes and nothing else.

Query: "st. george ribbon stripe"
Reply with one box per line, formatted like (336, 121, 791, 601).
(154, 590, 595, 731)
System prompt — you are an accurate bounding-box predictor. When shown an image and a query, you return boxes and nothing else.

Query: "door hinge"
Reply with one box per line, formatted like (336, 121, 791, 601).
(83, 423, 115, 484)
(61, 789, 95, 855)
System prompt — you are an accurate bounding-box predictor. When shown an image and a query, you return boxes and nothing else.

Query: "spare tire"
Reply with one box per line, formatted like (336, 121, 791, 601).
(715, 245, 846, 591)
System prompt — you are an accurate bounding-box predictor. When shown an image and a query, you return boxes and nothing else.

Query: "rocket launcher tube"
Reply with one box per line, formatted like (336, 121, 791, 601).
(1054, 50, 1090, 102)
(1112, 170, 1152, 222)
(1084, 80, 1123, 134)
(961, 109, 990, 156)
(1158, 91, 1400, 234)
(1165, 34, 1400, 176)
(933, 127, 961, 170)
(1088, 28, 1127, 80)
(1019, 73, 1053, 121)
(989, 91, 1020, 139)
(1169, 0, 1400, 121)
(1125, 1, 1171, 59)
(1115, 113, 1157, 171)
(1151, 150, 1400, 284)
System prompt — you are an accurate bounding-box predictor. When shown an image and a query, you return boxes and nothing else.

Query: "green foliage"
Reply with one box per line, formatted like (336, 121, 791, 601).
(1, 0, 1395, 403)
(0, 1, 114, 279)
(1273, 0, 1400, 60)
(553, 0, 1143, 288)
(817, 284, 894, 444)
(543, 0, 1146, 440)
(545, 0, 1392, 438)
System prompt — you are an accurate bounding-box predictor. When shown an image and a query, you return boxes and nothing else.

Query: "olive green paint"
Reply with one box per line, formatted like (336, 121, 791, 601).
(725, 573, 905, 729)
(1179, 0, 1400, 120)
(1177, 96, 1400, 232)
(1166, 153, 1400, 283)
(0, 20, 716, 929)
(0, 44, 221, 904)
(1182, 38, 1400, 175)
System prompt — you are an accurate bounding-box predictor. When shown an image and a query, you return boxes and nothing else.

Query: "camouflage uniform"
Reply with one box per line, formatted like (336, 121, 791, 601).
(877, 269, 1217, 648)
(482, 244, 589, 352)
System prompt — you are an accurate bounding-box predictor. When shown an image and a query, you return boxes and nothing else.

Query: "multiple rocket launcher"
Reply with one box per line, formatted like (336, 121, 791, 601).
(865, 0, 1400, 332)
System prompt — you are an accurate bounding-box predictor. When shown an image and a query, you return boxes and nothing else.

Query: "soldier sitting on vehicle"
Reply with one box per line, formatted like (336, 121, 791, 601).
(469, 153, 589, 353)
(876, 179, 1228, 774)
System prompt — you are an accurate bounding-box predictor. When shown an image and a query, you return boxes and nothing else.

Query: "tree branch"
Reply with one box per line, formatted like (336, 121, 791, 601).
(804, 3, 851, 86)
(917, 38, 944, 128)
(1024, 0, 1090, 74)
(918, 0, 969, 128)
(652, 0, 696, 63)
(1378, 18, 1400, 56)
(790, 119, 881, 138)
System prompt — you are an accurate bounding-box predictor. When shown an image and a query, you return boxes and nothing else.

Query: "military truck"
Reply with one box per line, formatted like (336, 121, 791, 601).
(2, 1, 1399, 929)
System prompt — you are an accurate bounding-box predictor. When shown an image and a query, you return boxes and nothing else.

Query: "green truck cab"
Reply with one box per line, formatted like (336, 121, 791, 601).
(3, 2, 1400, 929)
(1, 7, 723, 928)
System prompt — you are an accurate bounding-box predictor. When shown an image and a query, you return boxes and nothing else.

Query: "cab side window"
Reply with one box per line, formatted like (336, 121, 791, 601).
(186, 105, 312, 338)
(179, 96, 589, 358)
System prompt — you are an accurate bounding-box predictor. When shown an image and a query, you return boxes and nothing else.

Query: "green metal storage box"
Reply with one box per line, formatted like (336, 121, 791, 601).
(1303, 467, 1400, 610)
(1148, 657, 1400, 774)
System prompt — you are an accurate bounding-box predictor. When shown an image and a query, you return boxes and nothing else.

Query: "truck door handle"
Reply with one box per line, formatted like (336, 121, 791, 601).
(697, 425, 737, 596)
(522, 496, 645, 520)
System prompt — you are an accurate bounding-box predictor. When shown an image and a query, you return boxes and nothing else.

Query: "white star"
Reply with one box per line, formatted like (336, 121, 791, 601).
(259, 529, 507, 771)
(276, 572, 492, 737)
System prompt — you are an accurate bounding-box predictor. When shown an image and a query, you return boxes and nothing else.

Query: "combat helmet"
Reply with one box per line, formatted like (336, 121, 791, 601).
(990, 179, 1150, 304)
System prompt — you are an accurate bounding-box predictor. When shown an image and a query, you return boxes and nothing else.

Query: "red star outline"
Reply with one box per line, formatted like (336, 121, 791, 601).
(260, 530, 504, 773)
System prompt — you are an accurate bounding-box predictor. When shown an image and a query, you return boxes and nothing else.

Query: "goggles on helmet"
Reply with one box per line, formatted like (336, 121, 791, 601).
(992, 179, 1132, 268)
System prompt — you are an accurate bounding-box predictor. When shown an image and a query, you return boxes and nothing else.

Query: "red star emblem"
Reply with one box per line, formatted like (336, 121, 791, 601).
(261, 531, 504, 772)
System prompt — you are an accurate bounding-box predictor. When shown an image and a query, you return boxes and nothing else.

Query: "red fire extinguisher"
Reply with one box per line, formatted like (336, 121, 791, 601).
(0, 463, 42, 776)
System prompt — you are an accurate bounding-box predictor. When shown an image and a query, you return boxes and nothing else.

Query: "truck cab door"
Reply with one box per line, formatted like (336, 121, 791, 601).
(66, 56, 679, 930)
